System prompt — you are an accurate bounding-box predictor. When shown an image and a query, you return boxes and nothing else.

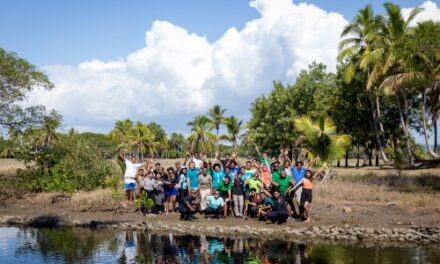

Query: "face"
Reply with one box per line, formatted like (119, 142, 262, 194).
(190, 190, 196, 198)
(155, 164, 161, 170)
(237, 173, 242, 179)
(225, 168, 230, 174)
(297, 162, 303, 169)
(274, 191, 280, 198)
(155, 173, 161, 179)
(254, 172, 260, 179)
(148, 172, 153, 178)
(131, 157, 137, 163)
(246, 162, 252, 169)
(256, 160, 261, 166)
(250, 190, 256, 196)
(202, 168, 207, 175)
(285, 161, 291, 167)
(306, 171, 312, 178)
(225, 154, 230, 159)
(262, 152, 267, 159)
(167, 169, 174, 175)
(139, 169, 144, 175)
(224, 177, 230, 184)
(274, 163, 279, 169)
(181, 168, 187, 174)
(194, 152, 200, 158)
(281, 170, 287, 178)
(262, 166, 268, 172)
(175, 161, 181, 168)
(189, 162, 195, 169)
(240, 167, 245, 174)
(229, 162, 235, 169)
(214, 165, 220, 172)
(214, 191, 220, 198)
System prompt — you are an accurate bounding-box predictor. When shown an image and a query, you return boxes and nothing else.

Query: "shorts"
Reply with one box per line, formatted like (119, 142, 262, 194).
(125, 183, 136, 191)
(300, 189, 313, 205)
(165, 188, 178, 196)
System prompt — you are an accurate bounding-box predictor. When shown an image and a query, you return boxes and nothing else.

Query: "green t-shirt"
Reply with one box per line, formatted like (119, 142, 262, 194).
(275, 175, 291, 195)
(271, 169, 281, 182)
(247, 178, 262, 192)
(216, 180, 232, 196)
(258, 155, 272, 167)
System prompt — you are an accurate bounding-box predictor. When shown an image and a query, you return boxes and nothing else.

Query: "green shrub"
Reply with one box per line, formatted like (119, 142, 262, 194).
(16, 134, 112, 192)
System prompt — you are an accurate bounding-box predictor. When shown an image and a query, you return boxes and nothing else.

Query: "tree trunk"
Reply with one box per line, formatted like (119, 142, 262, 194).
(368, 148, 373, 166)
(422, 90, 439, 158)
(397, 93, 414, 167)
(435, 119, 438, 152)
(337, 160, 340, 167)
(369, 92, 389, 162)
(375, 152, 379, 166)
(345, 150, 349, 168)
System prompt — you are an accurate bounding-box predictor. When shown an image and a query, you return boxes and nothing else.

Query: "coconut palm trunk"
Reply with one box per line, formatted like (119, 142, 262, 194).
(422, 91, 439, 158)
(396, 92, 414, 166)
(369, 91, 389, 162)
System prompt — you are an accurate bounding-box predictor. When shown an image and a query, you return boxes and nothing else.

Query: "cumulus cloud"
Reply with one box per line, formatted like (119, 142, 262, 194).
(402, 0, 440, 25)
(29, 0, 350, 133)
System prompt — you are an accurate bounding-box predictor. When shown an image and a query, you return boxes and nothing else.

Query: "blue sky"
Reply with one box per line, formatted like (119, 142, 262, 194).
(1, 0, 439, 145)
(1, 0, 430, 67)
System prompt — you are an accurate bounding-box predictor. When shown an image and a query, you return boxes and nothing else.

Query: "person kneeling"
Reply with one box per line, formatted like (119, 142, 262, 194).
(205, 191, 225, 219)
(266, 191, 289, 224)
(178, 189, 198, 221)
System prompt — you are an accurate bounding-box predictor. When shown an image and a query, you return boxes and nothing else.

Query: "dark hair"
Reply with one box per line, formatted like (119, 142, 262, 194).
(246, 160, 252, 164)
(213, 163, 221, 169)
(305, 169, 313, 177)
(250, 188, 257, 192)
(167, 167, 174, 172)
(296, 160, 303, 166)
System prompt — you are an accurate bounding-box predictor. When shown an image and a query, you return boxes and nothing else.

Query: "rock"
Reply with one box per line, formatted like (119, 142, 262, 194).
(356, 234, 364, 241)
(342, 207, 352, 213)
(72, 220, 82, 226)
(365, 228, 374, 235)
(386, 202, 397, 207)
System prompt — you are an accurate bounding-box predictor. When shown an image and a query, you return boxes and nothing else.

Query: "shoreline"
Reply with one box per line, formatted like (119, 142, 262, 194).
(1, 213, 439, 246)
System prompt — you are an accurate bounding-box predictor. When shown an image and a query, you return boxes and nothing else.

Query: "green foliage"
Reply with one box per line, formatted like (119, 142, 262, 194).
(220, 116, 243, 150)
(0, 48, 53, 130)
(247, 63, 338, 155)
(134, 191, 154, 210)
(187, 115, 216, 153)
(294, 115, 351, 162)
(16, 133, 112, 192)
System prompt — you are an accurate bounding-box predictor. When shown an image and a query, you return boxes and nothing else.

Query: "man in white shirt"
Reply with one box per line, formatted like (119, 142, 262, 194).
(191, 151, 204, 169)
(119, 154, 145, 201)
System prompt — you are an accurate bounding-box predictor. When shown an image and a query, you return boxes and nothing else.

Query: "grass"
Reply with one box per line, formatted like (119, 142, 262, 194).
(315, 179, 440, 210)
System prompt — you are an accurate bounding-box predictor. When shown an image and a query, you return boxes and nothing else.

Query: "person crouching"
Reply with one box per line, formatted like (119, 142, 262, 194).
(205, 191, 225, 219)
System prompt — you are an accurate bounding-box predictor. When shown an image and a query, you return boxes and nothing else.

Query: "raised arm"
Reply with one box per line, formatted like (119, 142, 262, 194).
(255, 146, 261, 156)
(305, 156, 320, 169)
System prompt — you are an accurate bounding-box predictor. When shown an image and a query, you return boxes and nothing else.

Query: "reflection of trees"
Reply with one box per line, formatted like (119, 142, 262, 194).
(16, 227, 115, 264)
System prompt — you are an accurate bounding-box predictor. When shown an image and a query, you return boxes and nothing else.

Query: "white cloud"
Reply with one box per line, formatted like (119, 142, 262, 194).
(28, 0, 350, 133)
(402, 0, 440, 26)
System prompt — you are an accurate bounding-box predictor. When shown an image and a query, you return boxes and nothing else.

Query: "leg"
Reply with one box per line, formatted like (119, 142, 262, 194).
(238, 195, 244, 217)
(223, 198, 229, 218)
(303, 202, 309, 222)
(233, 195, 239, 216)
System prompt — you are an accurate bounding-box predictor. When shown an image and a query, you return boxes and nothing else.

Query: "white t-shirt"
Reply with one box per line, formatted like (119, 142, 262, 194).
(192, 157, 203, 168)
(124, 159, 143, 184)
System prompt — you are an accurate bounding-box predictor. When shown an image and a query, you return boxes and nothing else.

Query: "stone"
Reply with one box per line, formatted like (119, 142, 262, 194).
(342, 207, 352, 213)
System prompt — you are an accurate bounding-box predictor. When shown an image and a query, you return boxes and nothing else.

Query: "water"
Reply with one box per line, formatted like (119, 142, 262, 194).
(0, 227, 439, 264)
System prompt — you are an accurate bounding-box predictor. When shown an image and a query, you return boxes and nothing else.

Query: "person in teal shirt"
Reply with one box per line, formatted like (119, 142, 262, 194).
(205, 191, 225, 219)
(212, 163, 225, 190)
(186, 162, 199, 190)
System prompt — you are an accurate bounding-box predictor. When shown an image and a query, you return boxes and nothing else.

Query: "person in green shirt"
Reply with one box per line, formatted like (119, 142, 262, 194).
(216, 176, 232, 218)
(255, 146, 271, 169)
(271, 161, 282, 183)
(246, 173, 263, 193)
(271, 170, 292, 196)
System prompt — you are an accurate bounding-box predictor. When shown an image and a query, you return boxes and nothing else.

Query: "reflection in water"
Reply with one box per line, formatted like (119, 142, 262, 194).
(0, 227, 439, 264)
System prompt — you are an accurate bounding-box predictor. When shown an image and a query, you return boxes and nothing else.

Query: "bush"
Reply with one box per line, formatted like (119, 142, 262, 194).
(17, 134, 112, 192)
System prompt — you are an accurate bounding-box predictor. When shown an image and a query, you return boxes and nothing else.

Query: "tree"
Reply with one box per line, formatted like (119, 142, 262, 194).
(127, 122, 157, 159)
(338, 4, 391, 162)
(383, 21, 440, 159)
(208, 105, 227, 150)
(220, 116, 243, 150)
(42, 110, 62, 147)
(0, 48, 53, 131)
(169, 132, 185, 157)
(146, 122, 168, 158)
(187, 115, 216, 153)
(110, 119, 133, 152)
(294, 115, 352, 163)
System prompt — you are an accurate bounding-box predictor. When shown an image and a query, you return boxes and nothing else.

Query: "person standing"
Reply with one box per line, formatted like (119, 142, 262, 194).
(232, 172, 245, 217)
(186, 162, 199, 192)
(198, 168, 213, 212)
(118, 154, 145, 201)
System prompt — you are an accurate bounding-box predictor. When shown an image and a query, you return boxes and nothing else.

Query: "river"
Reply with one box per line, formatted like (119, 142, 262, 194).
(0, 227, 439, 263)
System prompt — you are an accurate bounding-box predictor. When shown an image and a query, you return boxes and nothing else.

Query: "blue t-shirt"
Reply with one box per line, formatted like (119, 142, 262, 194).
(179, 174, 187, 190)
(230, 167, 240, 176)
(292, 167, 306, 184)
(208, 196, 224, 209)
(212, 170, 225, 189)
(187, 168, 199, 189)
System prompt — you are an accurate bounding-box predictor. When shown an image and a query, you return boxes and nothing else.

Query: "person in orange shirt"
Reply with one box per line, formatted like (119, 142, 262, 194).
(291, 168, 322, 223)
(253, 159, 272, 190)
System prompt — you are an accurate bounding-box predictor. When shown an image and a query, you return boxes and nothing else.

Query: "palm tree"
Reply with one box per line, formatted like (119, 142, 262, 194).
(294, 115, 351, 163)
(208, 105, 227, 151)
(381, 21, 440, 158)
(42, 110, 62, 147)
(187, 115, 216, 153)
(110, 119, 133, 153)
(220, 116, 243, 150)
(338, 4, 390, 163)
(127, 122, 157, 159)
(169, 132, 185, 156)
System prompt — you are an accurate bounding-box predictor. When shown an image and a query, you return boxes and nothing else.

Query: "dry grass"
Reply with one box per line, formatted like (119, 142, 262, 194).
(70, 188, 113, 206)
(314, 180, 440, 209)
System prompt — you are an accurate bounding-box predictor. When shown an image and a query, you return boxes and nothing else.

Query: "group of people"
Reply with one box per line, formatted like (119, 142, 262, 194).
(120, 147, 321, 224)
